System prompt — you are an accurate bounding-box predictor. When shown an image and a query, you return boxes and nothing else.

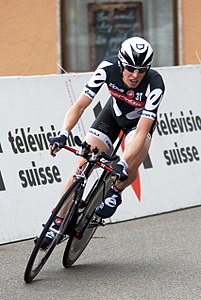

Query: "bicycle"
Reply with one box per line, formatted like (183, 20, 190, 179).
(24, 133, 124, 283)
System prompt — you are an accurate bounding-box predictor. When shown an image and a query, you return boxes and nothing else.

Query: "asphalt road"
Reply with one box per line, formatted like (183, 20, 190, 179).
(1, 206, 201, 300)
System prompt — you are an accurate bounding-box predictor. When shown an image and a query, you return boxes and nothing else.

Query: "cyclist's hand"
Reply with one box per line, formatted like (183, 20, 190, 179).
(49, 131, 68, 156)
(111, 160, 128, 182)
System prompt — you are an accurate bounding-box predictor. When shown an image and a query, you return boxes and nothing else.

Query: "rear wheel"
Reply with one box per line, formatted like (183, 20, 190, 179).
(24, 178, 83, 283)
(62, 179, 107, 268)
(62, 215, 100, 267)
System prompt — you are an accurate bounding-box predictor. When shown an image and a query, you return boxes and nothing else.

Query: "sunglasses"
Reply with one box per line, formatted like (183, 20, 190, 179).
(124, 64, 149, 74)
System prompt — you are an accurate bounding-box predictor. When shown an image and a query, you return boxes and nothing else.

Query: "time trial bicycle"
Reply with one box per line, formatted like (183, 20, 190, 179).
(24, 133, 124, 283)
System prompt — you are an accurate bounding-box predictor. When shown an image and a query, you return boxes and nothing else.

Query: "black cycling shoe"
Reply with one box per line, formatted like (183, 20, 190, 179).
(95, 188, 122, 219)
(35, 216, 64, 250)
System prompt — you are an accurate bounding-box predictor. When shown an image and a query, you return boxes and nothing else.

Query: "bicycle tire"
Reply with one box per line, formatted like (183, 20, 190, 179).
(62, 215, 100, 267)
(24, 178, 83, 283)
(62, 179, 108, 268)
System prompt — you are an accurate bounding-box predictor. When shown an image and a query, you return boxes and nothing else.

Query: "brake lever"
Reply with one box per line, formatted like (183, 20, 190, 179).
(50, 142, 59, 157)
(52, 142, 59, 152)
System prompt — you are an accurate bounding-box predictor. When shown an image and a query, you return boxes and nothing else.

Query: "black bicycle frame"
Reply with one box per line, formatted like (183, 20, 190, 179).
(75, 132, 125, 229)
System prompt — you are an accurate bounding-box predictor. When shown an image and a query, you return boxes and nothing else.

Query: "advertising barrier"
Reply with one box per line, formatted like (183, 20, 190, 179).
(0, 65, 201, 244)
(0, 74, 84, 244)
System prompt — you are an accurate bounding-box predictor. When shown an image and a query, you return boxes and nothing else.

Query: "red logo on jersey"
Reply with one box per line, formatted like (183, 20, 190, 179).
(108, 88, 144, 108)
(127, 90, 135, 98)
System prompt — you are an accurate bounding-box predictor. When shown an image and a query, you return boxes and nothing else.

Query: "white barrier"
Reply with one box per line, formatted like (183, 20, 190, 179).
(0, 65, 201, 244)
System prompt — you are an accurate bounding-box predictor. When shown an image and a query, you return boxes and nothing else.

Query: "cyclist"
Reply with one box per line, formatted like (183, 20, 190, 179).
(42, 36, 165, 249)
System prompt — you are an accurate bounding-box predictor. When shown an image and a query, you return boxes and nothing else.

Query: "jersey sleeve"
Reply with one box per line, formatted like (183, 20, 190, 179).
(82, 61, 113, 100)
(142, 73, 165, 120)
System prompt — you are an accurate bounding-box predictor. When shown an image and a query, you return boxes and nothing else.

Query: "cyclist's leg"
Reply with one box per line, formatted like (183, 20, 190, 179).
(95, 126, 153, 218)
(58, 99, 120, 217)
(115, 131, 151, 190)
(57, 137, 108, 217)
(116, 119, 157, 190)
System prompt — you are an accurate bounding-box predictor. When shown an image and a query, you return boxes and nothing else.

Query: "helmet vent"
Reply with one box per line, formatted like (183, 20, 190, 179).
(136, 43, 145, 50)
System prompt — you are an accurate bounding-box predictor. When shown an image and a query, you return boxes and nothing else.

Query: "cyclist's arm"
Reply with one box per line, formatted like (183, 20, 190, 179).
(122, 75, 165, 163)
(61, 61, 108, 133)
(61, 94, 92, 132)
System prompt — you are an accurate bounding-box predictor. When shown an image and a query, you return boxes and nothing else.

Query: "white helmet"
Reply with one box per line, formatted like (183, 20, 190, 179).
(118, 37, 153, 67)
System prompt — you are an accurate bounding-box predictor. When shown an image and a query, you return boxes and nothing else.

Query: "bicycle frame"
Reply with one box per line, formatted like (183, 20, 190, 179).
(63, 132, 125, 234)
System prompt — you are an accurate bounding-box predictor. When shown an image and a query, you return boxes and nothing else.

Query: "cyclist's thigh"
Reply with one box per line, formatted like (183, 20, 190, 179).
(85, 100, 121, 149)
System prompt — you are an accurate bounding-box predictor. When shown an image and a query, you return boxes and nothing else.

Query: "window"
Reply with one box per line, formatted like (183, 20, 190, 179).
(61, 0, 176, 72)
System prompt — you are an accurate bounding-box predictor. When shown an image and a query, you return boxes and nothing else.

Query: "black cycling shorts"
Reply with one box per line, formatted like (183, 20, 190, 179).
(88, 98, 156, 148)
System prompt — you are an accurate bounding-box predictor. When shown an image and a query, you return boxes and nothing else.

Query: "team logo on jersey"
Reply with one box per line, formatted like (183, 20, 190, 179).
(127, 90, 135, 98)
(109, 83, 124, 93)
(136, 43, 145, 50)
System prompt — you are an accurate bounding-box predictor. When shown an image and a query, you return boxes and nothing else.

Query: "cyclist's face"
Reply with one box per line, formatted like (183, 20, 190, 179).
(122, 67, 146, 89)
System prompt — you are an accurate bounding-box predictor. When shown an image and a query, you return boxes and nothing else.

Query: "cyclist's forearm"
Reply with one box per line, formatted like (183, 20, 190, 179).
(122, 117, 153, 164)
(61, 106, 83, 132)
(61, 94, 92, 132)
(122, 132, 146, 164)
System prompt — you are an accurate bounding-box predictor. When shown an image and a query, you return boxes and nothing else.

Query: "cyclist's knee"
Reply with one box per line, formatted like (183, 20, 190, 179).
(85, 134, 109, 153)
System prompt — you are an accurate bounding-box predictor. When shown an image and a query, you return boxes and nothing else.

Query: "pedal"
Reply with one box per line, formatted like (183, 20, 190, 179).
(100, 219, 105, 226)
(89, 215, 105, 227)
(57, 234, 68, 244)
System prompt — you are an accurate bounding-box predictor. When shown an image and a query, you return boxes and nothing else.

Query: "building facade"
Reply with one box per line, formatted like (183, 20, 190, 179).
(0, 0, 200, 76)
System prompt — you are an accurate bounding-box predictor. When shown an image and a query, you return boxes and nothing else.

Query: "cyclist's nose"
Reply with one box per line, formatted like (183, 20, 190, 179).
(132, 70, 140, 78)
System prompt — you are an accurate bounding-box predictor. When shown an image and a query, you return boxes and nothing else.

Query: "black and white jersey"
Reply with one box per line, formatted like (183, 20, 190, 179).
(83, 56, 165, 126)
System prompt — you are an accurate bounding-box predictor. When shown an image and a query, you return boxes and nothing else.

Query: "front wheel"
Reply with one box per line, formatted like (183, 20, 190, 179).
(24, 178, 83, 283)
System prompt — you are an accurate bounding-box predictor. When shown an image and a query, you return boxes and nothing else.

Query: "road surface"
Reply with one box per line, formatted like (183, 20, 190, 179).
(1, 206, 201, 300)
